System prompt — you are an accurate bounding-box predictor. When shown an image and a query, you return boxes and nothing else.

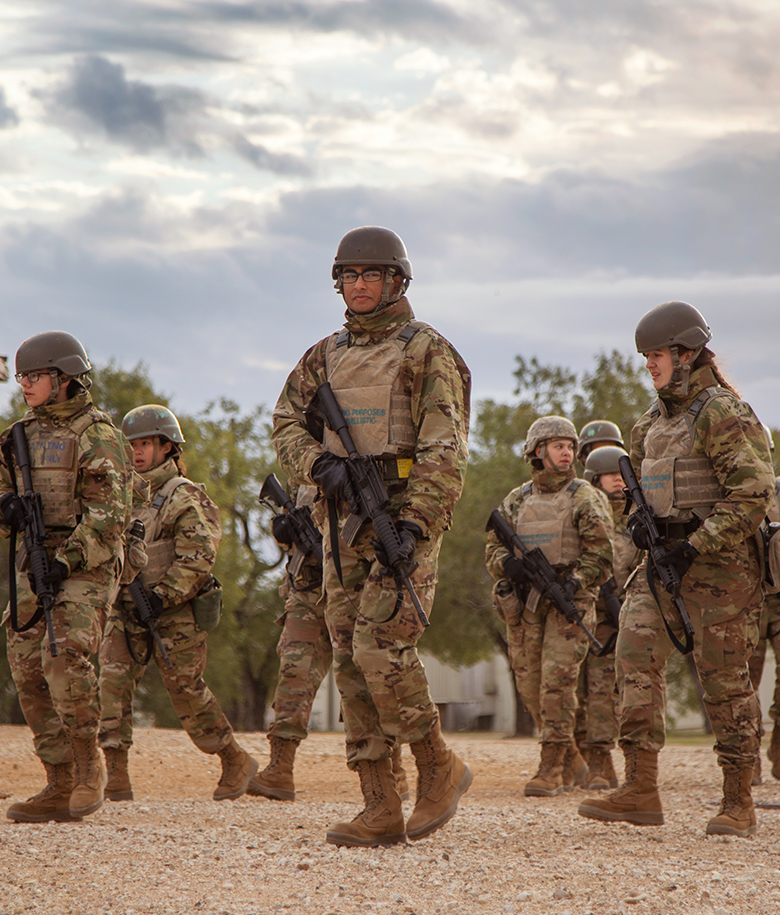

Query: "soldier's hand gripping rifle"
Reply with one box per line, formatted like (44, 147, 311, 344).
(259, 473, 323, 564)
(8, 424, 59, 656)
(125, 520, 173, 669)
(486, 508, 603, 651)
(310, 382, 429, 628)
(618, 454, 694, 655)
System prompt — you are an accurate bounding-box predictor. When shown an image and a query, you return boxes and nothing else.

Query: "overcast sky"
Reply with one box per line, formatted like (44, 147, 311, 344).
(1, 0, 779, 429)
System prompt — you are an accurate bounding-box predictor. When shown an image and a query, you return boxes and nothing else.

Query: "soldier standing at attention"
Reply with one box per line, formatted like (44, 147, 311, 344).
(1, 332, 132, 822)
(98, 405, 258, 802)
(579, 445, 643, 789)
(485, 417, 614, 797)
(272, 226, 472, 847)
(578, 301, 774, 837)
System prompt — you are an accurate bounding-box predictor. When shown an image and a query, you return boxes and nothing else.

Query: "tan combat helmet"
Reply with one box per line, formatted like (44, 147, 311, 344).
(524, 415, 578, 466)
(577, 420, 624, 462)
(583, 445, 627, 484)
(15, 330, 92, 404)
(122, 404, 185, 450)
(332, 226, 413, 306)
(635, 301, 712, 395)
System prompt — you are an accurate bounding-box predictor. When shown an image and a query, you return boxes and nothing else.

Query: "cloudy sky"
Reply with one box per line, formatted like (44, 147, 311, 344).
(1, 0, 779, 428)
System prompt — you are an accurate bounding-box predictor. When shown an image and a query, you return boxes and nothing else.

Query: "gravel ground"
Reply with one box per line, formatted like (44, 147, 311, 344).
(1, 725, 779, 915)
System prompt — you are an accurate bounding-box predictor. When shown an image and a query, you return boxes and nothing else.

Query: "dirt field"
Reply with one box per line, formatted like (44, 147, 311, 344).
(1, 725, 779, 915)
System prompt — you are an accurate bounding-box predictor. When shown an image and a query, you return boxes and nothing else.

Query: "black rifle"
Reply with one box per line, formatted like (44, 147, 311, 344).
(486, 508, 602, 651)
(8, 424, 59, 656)
(259, 473, 323, 563)
(311, 382, 429, 628)
(597, 576, 622, 655)
(618, 454, 694, 655)
(125, 520, 173, 669)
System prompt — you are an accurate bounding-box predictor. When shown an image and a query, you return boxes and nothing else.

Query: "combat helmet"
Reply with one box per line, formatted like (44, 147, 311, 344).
(583, 445, 627, 485)
(635, 301, 712, 396)
(15, 330, 92, 404)
(523, 416, 578, 465)
(332, 226, 412, 307)
(577, 420, 624, 462)
(122, 405, 185, 446)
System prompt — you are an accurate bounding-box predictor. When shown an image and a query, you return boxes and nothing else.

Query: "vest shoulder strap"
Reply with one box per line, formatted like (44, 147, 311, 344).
(567, 479, 584, 494)
(521, 481, 533, 499)
(151, 476, 191, 512)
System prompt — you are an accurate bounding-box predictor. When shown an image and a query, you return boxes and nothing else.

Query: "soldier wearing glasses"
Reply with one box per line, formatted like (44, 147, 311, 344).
(273, 226, 472, 848)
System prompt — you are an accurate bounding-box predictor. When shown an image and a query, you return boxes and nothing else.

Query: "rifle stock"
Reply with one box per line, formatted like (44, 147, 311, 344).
(486, 508, 603, 651)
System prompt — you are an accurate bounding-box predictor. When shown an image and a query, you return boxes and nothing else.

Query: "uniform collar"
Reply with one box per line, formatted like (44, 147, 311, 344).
(141, 456, 179, 492)
(29, 389, 94, 426)
(656, 364, 720, 416)
(342, 296, 414, 343)
(532, 466, 576, 493)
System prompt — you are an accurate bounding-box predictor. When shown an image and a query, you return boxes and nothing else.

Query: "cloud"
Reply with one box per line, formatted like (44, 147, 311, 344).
(0, 87, 19, 128)
(38, 55, 311, 175)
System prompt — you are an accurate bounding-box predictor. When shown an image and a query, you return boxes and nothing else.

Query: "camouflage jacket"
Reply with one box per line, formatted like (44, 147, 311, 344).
(272, 297, 471, 538)
(629, 364, 775, 555)
(135, 458, 222, 610)
(0, 390, 132, 575)
(485, 467, 614, 593)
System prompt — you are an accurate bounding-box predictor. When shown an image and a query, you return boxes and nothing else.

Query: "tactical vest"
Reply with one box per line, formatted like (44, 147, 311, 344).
(16, 408, 113, 531)
(322, 322, 426, 458)
(640, 386, 728, 522)
(132, 476, 192, 588)
(514, 479, 584, 568)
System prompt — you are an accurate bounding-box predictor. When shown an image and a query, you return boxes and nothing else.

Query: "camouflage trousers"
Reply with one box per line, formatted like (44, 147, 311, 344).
(747, 592, 780, 735)
(6, 596, 106, 766)
(617, 546, 762, 767)
(268, 582, 332, 743)
(575, 612, 619, 750)
(98, 601, 232, 755)
(506, 594, 595, 744)
(323, 521, 441, 768)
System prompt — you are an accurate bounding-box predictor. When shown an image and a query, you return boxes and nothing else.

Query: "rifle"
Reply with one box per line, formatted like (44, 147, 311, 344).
(618, 454, 694, 655)
(259, 473, 323, 563)
(597, 576, 622, 655)
(125, 520, 173, 669)
(310, 382, 429, 628)
(486, 508, 602, 651)
(9, 424, 58, 656)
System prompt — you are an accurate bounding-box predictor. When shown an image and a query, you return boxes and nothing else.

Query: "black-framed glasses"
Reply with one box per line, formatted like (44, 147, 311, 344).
(340, 268, 386, 285)
(15, 371, 45, 384)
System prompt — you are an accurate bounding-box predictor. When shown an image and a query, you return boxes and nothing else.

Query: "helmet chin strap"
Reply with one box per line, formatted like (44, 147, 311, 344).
(669, 345, 703, 396)
(45, 370, 61, 405)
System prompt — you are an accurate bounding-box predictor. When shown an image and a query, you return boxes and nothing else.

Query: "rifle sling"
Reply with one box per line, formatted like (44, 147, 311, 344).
(124, 617, 154, 667)
(645, 561, 694, 655)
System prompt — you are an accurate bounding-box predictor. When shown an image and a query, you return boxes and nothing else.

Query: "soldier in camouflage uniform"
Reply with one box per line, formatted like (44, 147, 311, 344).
(578, 301, 775, 837)
(485, 416, 613, 797)
(248, 480, 330, 801)
(98, 405, 258, 802)
(273, 226, 472, 847)
(1, 332, 132, 822)
(747, 427, 780, 783)
(579, 444, 643, 789)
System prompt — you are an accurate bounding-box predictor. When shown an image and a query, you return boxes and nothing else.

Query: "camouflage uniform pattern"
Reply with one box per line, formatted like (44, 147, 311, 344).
(578, 490, 643, 750)
(268, 498, 330, 742)
(272, 296, 470, 767)
(485, 467, 613, 743)
(98, 457, 232, 755)
(617, 364, 775, 766)
(0, 391, 132, 765)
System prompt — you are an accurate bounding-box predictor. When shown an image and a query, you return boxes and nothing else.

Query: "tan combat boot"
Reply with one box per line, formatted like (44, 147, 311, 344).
(524, 743, 567, 797)
(392, 742, 410, 802)
(103, 747, 134, 801)
(578, 745, 663, 825)
(706, 766, 757, 838)
(768, 726, 780, 780)
(69, 736, 106, 818)
(7, 762, 78, 823)
(213, 736, 259, 801)
(407, 721, 473, 840)
(585, 747, 618, 790)
(562, 742, 589, 789)
(326, 757, 406, 847)
(247, 736, 298, 801)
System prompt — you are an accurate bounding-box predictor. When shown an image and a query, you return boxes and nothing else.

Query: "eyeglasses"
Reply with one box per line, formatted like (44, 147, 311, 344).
(15, 371, 46, 384)
(340, 269, 386, 285)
